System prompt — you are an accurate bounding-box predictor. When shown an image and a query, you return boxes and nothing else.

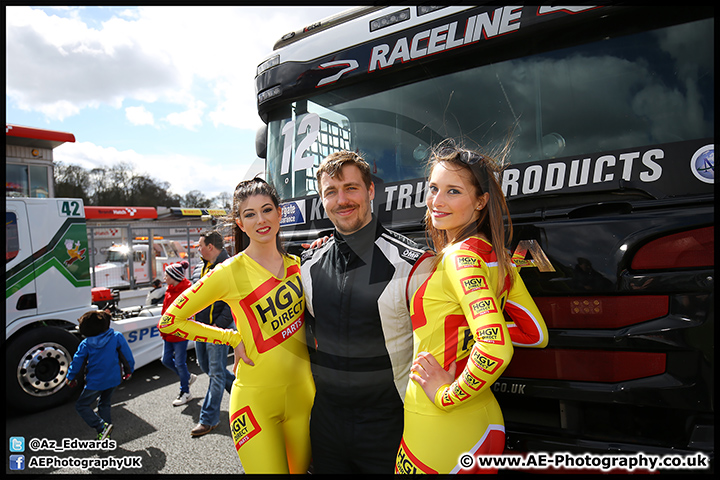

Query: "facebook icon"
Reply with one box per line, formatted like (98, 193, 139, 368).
(9, 454, 25, 471)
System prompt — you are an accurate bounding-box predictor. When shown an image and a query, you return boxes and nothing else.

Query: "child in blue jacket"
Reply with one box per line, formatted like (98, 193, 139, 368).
(66, 310, 135, 440)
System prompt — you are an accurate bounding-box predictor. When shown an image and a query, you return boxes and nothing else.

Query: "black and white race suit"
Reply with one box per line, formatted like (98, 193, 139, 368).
(301, 216, 432, 408)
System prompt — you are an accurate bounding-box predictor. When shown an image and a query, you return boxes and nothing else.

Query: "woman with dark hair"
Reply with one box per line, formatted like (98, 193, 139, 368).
(160, 177, 314, 474)
(395, 140, 548, 474)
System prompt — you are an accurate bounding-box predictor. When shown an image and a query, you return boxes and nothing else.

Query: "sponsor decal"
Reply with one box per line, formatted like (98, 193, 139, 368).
(84, 206, 157, 219)
(317, 59, 360, 87)
(460, 275, 488, 294)
(511, 240, 555, 272)
(280, 200, 306, 226)
(469, 297, 498, 318)
(476, 324, 505, 345)
(462, 370, 487, 391)
(350, 142, 711, 221)
(158, 314, 174, 329)
(231, 406, 262, 451)
(502, 148, 666, 197)
(370, 7, 524, 73)
(690, 144, 714, 184)
(401, 248, 422, 262)
(241, 265, 305, 352)
(299, 6, 603, 93)
(384, 181, 428, 211)
(396, 439, 438, 474)
(451, 382, 471, 402)
(127, 326, 162, 343)
(440, 386, 454, 407)
(174, 293, 190, 310)
(63, 238, 87, 267)
(470, 347, 504, 375)
(455, 255, 480, 269)
(493, 381, 527, 394)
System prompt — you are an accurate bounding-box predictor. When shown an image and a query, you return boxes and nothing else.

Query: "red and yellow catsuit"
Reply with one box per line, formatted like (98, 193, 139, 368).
(396, 236, 548, 474)
(159, 253, 314, 474)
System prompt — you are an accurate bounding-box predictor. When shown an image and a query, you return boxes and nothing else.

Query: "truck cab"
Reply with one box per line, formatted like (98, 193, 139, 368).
(91, 237, 184, 288)
(6, 197, 182, 411)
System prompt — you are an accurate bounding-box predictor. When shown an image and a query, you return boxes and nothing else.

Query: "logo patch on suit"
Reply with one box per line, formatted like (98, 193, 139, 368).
(231, 406, 261, 450)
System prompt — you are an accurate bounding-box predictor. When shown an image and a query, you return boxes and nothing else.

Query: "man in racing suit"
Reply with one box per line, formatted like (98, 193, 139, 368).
(302, 151, 432, 473)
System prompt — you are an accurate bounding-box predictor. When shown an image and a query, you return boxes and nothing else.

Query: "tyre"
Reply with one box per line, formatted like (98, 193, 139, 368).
(6, 327, 81, 411)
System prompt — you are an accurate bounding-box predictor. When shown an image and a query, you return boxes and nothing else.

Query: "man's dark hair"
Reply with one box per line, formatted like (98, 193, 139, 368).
(78, 310, 111, 337)
(200, 230, 224, 250)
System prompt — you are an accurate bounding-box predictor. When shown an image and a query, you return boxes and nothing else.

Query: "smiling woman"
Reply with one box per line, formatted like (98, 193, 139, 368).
(425, 161, 487, 243)
(158, 177, 315, 474)
(397, 140, 549, 474)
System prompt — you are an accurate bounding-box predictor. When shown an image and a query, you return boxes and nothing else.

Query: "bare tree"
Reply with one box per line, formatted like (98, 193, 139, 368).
(55, 162, 181, 207)
(181, 190, 213, 208)
(213, 191, 232, 210)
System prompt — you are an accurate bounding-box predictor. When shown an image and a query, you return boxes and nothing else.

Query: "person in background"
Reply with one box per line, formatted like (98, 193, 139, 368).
(145, 278, 165, 306)
(396, 140, 548, 474)
(301, 151, 433, 473)
(66, 310, 135, 440)
(160, 178, 314, 473)
(185, 230, 236, 437)
(158, 260, 197, 407)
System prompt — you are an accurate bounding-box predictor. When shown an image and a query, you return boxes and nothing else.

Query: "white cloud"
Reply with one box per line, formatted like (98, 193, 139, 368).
(6, 7, 178, 120)
(6, 6, 350, 130)
(164, 100, 206, 131)
(125, 105, 154, 126)
(54, 141, 253, 199)
(7, 5, 350, 202)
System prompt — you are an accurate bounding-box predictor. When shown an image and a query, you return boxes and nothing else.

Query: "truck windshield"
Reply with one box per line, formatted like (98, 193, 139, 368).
(266, 18, 714, 201)
(106, 249, 128, 263)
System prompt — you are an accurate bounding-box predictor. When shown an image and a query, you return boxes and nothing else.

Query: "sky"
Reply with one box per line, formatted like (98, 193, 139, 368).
(6, 5, 350, 201)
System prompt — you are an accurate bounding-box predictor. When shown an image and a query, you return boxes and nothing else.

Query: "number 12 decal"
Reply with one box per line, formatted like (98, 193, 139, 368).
(280, 113, 320, 175)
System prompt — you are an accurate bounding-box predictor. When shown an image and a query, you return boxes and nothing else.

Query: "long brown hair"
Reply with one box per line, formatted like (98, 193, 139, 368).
(425, 139, 514, 296)
(231, 177, 287, 256)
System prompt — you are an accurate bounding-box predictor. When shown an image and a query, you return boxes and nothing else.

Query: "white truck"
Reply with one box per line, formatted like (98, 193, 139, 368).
(91, 238, 185, 288)
(5, 197, 187, 411)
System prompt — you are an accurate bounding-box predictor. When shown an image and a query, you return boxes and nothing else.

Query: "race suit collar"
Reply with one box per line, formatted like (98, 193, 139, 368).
(334, 214, 378, 260)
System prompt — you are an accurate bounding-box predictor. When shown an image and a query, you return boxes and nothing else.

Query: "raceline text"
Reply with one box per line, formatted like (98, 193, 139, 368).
(370, 6, 523, 71)
(369, 7, 596, 72)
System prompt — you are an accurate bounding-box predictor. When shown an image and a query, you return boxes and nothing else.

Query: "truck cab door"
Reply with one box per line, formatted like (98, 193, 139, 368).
(134, 250, 149, 284)
(5, 202, 37, 323)
(153, 243, 164, 278)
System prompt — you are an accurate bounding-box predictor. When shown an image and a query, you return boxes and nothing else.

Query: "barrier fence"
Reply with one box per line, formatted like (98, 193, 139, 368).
(87, 225, 205, 289)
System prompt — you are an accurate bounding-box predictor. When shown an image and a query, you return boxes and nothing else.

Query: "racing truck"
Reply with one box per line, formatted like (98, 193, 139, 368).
(5, 197, 184, 411)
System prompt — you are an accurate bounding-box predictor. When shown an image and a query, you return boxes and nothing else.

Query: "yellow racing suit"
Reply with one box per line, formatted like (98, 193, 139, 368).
(159, 253, 314, 474)
(396, 236, 548, 474)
